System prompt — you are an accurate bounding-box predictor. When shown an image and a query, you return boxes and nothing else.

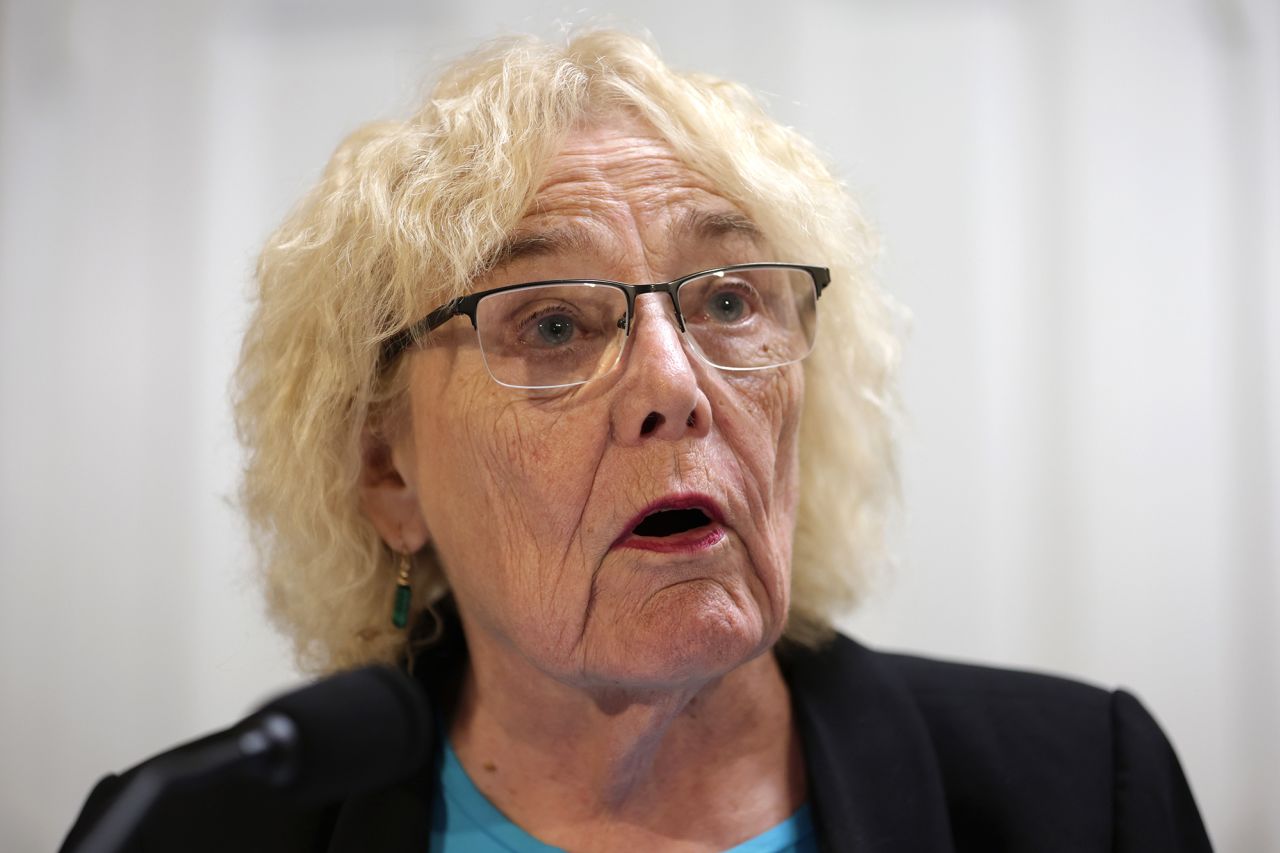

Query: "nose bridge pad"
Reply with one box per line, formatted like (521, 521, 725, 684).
(627, 289, 686, 338)
(665, 286, 687, 333)
(618, 289, 702, 384)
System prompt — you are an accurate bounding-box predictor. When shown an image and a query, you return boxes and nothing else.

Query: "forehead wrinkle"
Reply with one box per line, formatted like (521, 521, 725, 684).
(487, 128, 755, 285)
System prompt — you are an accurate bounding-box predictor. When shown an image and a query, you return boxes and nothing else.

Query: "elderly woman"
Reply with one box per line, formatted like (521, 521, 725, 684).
(64, 31, 1210, 853)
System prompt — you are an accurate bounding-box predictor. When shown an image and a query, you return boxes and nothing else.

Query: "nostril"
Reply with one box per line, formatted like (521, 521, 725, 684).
(686, 412, 696, 428)
(641, 412, 664, 435)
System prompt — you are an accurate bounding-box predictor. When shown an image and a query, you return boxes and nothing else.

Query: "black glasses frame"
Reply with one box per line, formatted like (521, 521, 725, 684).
(380, 262, 831, 369)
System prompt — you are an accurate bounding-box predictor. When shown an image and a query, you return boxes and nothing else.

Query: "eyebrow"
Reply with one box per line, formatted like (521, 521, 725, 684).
(479, 208, 765, 275)
(675, 208, 765, 245)
(480, 227, 593, 272)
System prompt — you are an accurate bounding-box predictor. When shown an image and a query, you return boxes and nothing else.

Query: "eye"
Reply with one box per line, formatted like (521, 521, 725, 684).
(534, 312, 576, 346)
(706, 289, 748, 323)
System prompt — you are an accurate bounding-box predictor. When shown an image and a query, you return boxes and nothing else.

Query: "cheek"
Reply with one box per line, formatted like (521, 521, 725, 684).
(476, 405, 606, 548)
(718, 366, 805, 582)
(770, 366, 805, 506)
(718, 365, 804, 504)
(414, 373, 608, 622)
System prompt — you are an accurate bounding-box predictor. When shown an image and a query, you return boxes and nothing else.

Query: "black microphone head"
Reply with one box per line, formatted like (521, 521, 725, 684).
(253, 665, 432, 804)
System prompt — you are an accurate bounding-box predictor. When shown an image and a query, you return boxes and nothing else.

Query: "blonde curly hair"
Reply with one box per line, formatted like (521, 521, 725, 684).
(234, 30, 901, 674)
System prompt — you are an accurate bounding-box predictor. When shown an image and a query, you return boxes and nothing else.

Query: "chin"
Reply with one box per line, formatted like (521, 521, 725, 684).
(588, 579, 781, 689)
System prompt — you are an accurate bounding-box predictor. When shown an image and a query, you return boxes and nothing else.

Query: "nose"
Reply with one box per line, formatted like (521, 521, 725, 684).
(609, 294, 713, 445)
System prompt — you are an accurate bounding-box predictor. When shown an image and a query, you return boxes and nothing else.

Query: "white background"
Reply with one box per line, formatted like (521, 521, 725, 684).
(2, 1, 1277, 850)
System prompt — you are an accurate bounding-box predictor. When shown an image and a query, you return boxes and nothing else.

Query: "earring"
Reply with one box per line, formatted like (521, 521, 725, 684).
(391, 551, 412, 629)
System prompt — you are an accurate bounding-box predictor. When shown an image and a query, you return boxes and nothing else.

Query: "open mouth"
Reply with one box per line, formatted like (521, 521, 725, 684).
(632, 507, 714, 537)
(614, 495, 726, 553)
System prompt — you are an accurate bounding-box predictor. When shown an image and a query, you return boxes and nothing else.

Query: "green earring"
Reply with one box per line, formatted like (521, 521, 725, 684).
(392, 551, 412, 629)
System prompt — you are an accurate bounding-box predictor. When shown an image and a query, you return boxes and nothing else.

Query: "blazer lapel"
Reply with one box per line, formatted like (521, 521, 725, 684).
(780, 635, 956, 853)
(326, 610, 465, 853)
(325, 775, 435, 853)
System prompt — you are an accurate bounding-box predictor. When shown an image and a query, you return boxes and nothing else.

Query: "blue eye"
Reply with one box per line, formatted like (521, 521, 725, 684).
(536, 314, 575, 345)
(707, 291, 746, 323)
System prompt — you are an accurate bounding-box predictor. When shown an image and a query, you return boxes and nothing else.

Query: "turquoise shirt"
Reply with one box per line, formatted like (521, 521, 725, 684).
(429, 738, 819, 853)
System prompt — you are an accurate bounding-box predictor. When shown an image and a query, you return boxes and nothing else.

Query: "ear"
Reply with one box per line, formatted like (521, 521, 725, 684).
(358, 423, 431, 552)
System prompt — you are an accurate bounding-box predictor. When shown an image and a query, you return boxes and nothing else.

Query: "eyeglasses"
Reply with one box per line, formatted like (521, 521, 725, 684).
(380, 263, 831, 390)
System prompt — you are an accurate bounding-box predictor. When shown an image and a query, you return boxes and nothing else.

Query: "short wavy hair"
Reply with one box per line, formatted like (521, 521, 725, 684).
(235, 30, 901, 674)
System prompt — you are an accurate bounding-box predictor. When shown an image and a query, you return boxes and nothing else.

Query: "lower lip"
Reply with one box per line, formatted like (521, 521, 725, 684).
(614, 525, 727, 554)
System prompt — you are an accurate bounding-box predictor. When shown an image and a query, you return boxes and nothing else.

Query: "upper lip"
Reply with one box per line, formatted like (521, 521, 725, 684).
(612, 492, 726, 547)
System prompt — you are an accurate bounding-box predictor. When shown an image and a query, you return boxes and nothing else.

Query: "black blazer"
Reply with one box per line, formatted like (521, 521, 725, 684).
(61, 627, 1213, 852)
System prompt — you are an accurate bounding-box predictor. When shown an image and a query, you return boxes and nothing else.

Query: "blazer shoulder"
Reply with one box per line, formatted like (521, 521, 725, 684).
(880, 647, 1112, 712)
(1109, 688, 1214, 851)
(804, 634, 1115, 729)
(826, 639, 1212, 851)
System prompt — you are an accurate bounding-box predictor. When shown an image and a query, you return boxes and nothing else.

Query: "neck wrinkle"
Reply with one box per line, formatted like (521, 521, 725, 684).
(448, 643, 801, 841)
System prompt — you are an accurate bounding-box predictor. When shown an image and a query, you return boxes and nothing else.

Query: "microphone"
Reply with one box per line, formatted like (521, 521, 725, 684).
(66, 665, 432, 853)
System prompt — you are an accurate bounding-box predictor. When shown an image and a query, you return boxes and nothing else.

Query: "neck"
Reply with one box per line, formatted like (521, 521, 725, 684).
(448, 628, 805, 849)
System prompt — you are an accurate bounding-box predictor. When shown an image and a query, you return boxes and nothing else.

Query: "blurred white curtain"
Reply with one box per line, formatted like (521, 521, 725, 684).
(1, 0, 1276, 850)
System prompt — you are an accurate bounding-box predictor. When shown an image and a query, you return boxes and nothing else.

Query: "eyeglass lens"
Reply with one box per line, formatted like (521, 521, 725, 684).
(472, 267, 818, 389)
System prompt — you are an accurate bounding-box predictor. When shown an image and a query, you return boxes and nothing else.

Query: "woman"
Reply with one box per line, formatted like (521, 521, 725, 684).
(64, 31, 1211, 852)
